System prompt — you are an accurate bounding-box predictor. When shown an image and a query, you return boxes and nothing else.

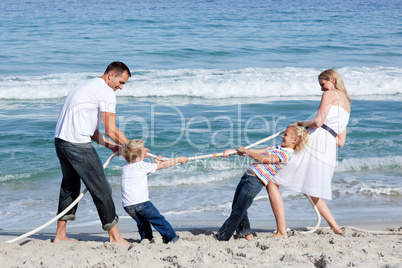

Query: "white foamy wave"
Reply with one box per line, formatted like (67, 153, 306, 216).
(0, 73, 94, 100)
(336, 155, 402, 172)
(333, 176, 402, 197)
(0, 172, 35, 182)
(163, 201, 232, 216)
(1, 67, 401, 100)
(253, 195, 268, 202)
(106, 161, 245, 188)
(356, 185, 402, 197)
(148, 169, 237, 187)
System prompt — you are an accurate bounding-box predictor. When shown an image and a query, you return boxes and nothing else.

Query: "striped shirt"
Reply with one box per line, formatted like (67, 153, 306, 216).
(246, 146, 294, 186)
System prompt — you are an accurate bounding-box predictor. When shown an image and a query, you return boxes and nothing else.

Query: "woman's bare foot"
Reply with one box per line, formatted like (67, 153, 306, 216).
(332, 227, 343, 235)
(245, 234, 254, 240)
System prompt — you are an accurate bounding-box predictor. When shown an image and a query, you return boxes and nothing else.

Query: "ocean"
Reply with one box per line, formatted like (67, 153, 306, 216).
(0, 0, 401, 233)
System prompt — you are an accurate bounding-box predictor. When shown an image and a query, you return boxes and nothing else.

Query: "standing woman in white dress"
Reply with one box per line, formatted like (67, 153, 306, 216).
(268, 69, 351, 237)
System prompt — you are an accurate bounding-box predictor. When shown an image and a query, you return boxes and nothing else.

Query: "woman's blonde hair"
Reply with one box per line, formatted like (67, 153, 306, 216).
(287, 125, 308, 152)
(122, 139, 144, 163)
(319, 69, 352, 104)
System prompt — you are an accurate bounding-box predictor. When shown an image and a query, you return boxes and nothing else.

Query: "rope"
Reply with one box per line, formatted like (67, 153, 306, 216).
(347, 226, 402, 235)
(6, 152, 118, 243)
(149, 130, 286, 161)
(299, 195, 402, 235)
(301, 195, 322, 234)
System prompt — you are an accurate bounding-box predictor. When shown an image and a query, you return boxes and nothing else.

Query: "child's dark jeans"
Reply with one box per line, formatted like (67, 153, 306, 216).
(124, 201, 178, 243)
(217, 174, 264, 241)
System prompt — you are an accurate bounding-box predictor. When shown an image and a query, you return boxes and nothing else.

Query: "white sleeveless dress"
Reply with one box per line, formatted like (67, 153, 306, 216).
(272, 92, 350, 200)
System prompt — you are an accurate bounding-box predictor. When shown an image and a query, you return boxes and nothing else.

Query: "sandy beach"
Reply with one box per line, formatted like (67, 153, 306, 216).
(1, 223, 401, 268)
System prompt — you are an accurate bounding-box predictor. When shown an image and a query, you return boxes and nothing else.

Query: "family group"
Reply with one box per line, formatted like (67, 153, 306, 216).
(53, 62, 351, 247)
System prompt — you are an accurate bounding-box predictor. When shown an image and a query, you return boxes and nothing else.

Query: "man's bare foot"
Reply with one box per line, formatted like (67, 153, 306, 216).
(270, 232, 287, 238)
(53, 235, 75, 244)
(245, 234, 254, 240)
(54, 220, 72, 244)
(332, 227, 342, 235)
(110, 237, 131, 248)
(108, 225, 131, 247)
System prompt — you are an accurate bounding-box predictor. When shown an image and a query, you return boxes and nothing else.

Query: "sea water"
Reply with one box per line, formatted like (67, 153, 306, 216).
(0, 0, 401, 232)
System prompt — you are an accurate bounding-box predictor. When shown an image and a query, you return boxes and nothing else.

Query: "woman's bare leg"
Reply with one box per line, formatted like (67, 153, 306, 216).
(310, 196, 342, 234)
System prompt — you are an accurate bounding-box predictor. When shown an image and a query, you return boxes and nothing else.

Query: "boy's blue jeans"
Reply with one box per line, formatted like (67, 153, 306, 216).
(217, 174, 264, 241)
(124, 201, 178, 244)
(55, 138, 118, 231)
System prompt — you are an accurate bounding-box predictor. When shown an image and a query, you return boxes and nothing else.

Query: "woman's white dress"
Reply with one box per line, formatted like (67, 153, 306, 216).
(272, 94, 350, 200)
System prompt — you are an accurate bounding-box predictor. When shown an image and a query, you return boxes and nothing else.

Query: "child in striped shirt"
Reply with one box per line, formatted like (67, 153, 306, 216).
(216, 125, 308, 241)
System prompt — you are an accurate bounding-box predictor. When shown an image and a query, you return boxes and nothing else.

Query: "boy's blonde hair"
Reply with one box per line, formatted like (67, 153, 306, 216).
(286, 125, 308, 152)
(122, 139, 144, 163)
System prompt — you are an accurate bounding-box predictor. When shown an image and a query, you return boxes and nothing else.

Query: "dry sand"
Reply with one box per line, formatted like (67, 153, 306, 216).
(1, 225, 401, 267)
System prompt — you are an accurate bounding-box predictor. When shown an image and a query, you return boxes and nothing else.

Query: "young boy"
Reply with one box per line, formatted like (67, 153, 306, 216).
(121, 139, 188, 244)
(216, 125, 308, 241)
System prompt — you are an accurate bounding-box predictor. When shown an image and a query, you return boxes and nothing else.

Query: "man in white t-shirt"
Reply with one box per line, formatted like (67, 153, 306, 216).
(54, 62, 131, 247)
